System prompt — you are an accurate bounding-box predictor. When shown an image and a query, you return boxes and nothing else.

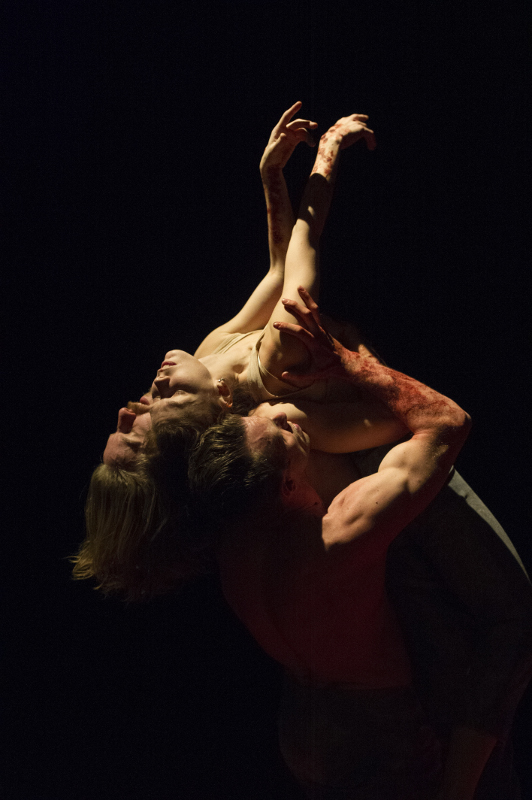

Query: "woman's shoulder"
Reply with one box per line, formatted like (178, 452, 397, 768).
(194, 328, 262, 358)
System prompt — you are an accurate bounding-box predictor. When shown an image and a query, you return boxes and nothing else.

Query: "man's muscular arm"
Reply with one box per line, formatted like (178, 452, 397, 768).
(276, 289, 471, 550)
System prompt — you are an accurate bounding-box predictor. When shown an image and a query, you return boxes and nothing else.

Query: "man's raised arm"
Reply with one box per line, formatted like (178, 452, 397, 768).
(277, 288, 471, 548)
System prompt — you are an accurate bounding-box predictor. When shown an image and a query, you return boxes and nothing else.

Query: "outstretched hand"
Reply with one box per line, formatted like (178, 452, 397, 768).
(322, 113, 376, 151)
(273, 287, 351, 386)
(260, 101, 318, 173)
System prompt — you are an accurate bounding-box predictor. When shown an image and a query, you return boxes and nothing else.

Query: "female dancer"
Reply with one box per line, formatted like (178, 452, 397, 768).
(73, 104, 403, 598)
(102, 102, 387, 470)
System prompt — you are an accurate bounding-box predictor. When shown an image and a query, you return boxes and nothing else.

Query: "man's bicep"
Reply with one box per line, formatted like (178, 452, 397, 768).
(325, 469, 412, 550)
(327, 438, 453, 550)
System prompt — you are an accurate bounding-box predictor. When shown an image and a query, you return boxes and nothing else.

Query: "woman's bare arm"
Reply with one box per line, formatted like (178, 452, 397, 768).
(195, 104, 316, 357)
(258, 114, 376, 382)
(260, 101, 317, 273)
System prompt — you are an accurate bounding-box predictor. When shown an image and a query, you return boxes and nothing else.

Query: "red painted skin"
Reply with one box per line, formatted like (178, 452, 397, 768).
(220, 323, 469, 686)
(276, 291, 461, 436)
(332, 347, 459, 430)
(312, 128, 341, 178)
(311, 148, 335, 178)
(222, 286, 470, 685)
(263, 165, 286, 246)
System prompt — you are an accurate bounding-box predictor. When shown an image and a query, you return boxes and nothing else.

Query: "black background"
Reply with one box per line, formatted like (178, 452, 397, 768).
(4, 1, 530, 797)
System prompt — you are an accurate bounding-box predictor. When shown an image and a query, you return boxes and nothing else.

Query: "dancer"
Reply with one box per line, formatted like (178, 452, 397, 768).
(277, 294, 532, 799)
(187, 296, 471, 798)
(102, 103, 386, 471)
(189, 293, 532, 799)
(74, 104, 532, 795)
(73, 106, 403, 597)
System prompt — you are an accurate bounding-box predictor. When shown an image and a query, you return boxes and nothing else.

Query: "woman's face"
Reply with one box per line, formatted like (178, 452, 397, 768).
(103, 350, 222, 468)
(148, 350, 221, 425)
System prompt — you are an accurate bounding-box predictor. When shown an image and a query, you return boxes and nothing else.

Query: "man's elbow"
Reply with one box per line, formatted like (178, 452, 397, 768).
(457, 409, 472, 437)
(442, 409, 472, 448)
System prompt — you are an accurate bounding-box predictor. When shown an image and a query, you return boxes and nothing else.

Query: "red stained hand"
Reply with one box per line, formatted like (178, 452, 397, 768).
(260, 101, 318, 173)
(273, 287, 353, 386)
(322, 114, 376, 151)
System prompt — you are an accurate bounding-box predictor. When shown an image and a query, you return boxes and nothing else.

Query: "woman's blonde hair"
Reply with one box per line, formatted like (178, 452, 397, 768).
(72, 393, 259, 602)
(72, 427, 213, 602)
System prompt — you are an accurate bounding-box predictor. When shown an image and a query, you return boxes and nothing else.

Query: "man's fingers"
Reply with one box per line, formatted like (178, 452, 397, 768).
(297, 287, 321, 325)
(297, 286, 319, 312)
(338, 123, 377, 151)
(282, 298, 316, 324)
(273, 321, 311, 340)
(280, 370, 314, 388)
(281, 299, 323, 340)
(278, 303, 314, 324)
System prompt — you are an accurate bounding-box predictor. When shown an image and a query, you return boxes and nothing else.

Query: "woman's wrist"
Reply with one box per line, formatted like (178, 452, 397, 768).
(260, 163, 283, 183)
(310, 139, 341, 180)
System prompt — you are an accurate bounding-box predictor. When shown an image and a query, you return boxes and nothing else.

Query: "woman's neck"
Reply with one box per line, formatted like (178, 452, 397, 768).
(199, 352, 242, 388)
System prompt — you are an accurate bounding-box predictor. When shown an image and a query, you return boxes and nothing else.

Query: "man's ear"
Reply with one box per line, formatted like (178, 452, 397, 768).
(216, 379, 233, 408)
(281, 474, 296, 500)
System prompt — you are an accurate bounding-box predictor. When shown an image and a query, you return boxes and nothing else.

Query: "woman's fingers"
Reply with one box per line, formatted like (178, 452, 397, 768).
(362, 127, 377, 150)
(287, 118, 318, 129)
(281, 100, 303, 120)
(273, 101, 303, 135)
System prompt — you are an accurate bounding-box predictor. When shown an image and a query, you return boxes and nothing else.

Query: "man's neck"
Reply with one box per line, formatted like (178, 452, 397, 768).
(283, 477, 325, 516)
(305, 451, 361, 509)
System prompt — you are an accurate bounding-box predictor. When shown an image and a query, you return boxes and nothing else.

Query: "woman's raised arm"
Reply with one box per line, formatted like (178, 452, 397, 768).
(258, 114, 376, 382)
(195, 103, 317, 357)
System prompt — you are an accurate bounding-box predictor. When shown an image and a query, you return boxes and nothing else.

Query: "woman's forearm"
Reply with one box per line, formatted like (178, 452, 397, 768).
(261, 164, 295, 270)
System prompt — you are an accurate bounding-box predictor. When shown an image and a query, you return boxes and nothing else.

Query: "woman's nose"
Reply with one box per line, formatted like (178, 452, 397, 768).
(117, 407, 136, 433)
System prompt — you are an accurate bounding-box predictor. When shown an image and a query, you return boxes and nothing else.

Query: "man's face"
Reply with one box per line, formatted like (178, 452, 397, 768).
(103, 348, 222, 467)
(103, 394, 152, 467)
(242, 409, 310, 475)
